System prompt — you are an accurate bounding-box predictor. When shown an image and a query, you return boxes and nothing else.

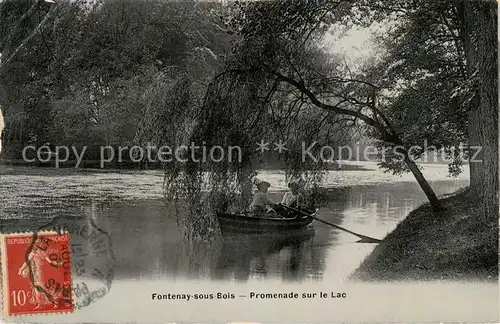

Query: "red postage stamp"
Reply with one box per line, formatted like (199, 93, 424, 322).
(1, 232, 74, 316)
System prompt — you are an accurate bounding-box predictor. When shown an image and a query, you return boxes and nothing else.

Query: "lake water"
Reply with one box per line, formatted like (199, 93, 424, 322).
(3, 163, 498, 323)
(0, 163, 470, 282)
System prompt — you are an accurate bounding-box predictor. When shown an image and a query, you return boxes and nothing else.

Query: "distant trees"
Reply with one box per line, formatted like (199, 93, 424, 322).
(0, 0, 56, 158)
(0, 0, 230, 162)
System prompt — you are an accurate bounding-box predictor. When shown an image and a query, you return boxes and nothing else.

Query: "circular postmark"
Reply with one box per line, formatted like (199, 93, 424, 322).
(28, 214, 115, 310)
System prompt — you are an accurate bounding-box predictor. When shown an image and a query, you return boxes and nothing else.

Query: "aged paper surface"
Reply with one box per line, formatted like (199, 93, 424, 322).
(0, 0, 498, 323)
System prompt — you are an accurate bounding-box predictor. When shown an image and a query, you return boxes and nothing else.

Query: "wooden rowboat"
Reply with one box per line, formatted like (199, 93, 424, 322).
(216, 208, 316, 234)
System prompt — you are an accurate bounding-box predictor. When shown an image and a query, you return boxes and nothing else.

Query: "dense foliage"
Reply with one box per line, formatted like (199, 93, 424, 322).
(0, 0, 230, 162)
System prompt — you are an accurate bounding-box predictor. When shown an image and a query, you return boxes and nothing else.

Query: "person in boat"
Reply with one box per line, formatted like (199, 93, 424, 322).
(281, 182, 304, 209)
(273, 181, 305, 218)
(249, 181, 279, 215)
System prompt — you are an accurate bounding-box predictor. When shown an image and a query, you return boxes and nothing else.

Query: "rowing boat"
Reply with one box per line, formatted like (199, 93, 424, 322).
(216, 208, 316, 234)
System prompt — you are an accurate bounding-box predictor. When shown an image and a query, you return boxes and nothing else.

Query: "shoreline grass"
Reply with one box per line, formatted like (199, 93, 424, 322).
(350, 188, 498, 282)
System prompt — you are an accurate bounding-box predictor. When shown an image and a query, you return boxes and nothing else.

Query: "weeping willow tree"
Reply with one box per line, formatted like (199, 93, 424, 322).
(133, 0, 385, 241)
(132, 14, 357, 240)
(134, 62, 354, 241)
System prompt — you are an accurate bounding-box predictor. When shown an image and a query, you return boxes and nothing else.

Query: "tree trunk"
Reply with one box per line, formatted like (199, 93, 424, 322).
(463, 0, 499, 220)
(404, 153, 443, 212)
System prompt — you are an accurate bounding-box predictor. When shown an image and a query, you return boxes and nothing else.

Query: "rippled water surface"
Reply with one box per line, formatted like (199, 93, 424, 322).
(0, 163, 470, 282)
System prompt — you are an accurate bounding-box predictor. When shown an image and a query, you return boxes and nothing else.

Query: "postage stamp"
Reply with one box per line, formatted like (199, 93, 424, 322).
(34, 215, 115, 310)
(1, 232, 74, 316)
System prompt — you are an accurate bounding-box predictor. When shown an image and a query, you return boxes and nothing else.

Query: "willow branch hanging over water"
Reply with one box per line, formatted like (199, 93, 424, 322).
(132, 2, 363, 241)
(134, 60, 356, 241)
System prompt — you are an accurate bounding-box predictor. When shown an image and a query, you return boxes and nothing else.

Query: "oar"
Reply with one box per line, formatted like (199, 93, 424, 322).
(280, 204, 382, 243)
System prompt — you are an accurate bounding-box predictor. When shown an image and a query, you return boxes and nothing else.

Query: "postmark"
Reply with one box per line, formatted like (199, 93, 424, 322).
(33, 215, 115, 310)
(1, 232, 73, 316)
(1, 212, 115, 317)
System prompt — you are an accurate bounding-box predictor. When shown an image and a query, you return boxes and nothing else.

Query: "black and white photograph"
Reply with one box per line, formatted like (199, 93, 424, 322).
(0, 0, 498, 322)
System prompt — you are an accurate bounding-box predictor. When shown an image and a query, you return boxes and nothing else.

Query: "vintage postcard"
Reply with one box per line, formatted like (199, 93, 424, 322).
(0, 0, 498, 323)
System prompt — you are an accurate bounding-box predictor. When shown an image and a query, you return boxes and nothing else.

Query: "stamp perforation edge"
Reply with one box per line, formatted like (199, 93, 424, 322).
(0, 231, 75, 318)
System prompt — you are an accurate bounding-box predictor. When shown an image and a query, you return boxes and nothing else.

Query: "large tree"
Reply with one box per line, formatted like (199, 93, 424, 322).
(462, 0, 498, 220)
(197, 0, 497, 216)
(208, 0, 447, 211)
(354, 0, 498, 219)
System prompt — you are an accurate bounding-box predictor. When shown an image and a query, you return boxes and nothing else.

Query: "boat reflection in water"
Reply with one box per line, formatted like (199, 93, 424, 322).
(212, 228, 318, 281)
(103, 201, 328, 282)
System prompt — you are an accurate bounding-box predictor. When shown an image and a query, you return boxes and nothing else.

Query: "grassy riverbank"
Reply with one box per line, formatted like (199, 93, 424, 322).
(351, 188, 498, 281)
